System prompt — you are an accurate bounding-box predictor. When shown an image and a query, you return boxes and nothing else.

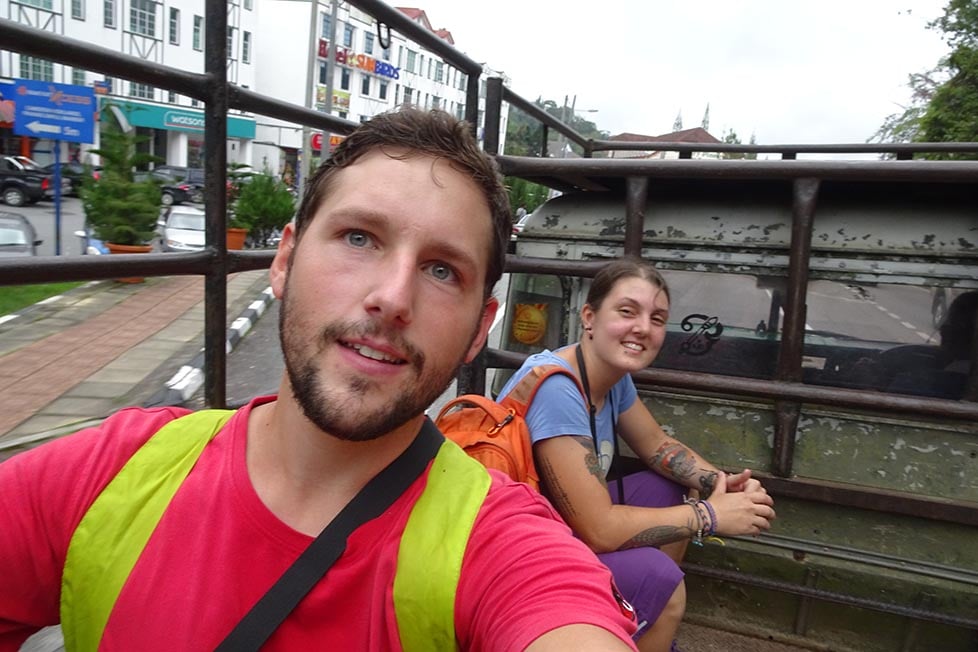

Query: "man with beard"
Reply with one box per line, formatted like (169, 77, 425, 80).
(0, 109, 638, 651)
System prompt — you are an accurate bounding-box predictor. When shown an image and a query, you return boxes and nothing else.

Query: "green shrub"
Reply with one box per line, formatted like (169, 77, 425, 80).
(232, 172, 295, 247)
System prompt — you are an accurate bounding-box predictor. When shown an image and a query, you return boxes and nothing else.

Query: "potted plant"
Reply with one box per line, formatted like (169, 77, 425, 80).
(80, 117, 162, 279)
(230, 169, 295, 249)
(225, 162, 256, 249)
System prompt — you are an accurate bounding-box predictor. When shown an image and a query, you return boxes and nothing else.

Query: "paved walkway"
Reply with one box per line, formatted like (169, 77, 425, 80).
(0, 269, 272, 459)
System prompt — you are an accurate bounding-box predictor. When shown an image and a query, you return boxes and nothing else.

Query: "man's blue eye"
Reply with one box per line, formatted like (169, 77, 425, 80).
(346, 232, 369, 247)
(430, 263, 454, 281)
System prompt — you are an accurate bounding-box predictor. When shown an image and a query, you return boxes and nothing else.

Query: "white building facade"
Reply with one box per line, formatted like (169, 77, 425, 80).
(1, 1, 507, 178)
(0, 0, 258, 168)
(252, 2, 508, 183)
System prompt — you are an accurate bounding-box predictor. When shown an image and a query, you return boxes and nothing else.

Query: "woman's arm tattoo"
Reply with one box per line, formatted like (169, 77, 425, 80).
(571, 436, 606, 485)
(647, 442, 696, 480)
(538, 455, 577, 518)
(620, 513, 697, 549)
(648, 442, 718, 498)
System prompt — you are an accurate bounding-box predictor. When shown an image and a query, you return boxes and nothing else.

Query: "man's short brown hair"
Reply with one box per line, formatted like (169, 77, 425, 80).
(295, 108, 511, 299)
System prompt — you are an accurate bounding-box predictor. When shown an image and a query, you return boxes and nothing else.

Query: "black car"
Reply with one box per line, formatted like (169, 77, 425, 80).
(152, 166, 205, 203)
(41, 161, 102, 196)
(0, 155, 60, 207)
(134, 171, 194, 206)
(0, 211, 42, 256)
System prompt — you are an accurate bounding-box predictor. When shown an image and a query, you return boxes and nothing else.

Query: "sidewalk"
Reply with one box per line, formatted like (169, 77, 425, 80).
(0, 269, 274, 460)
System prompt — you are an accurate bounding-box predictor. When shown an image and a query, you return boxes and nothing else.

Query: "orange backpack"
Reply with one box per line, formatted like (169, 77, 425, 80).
(434, 364, 587, 491)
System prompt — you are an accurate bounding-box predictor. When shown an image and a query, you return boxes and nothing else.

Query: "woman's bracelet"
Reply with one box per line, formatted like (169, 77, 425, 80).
(684, 496, 705, 545)
(701, 500, 717, 536)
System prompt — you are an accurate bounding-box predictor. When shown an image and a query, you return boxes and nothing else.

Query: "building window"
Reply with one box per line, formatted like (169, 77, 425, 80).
(104, 0, 115, 28)
(338, 110, 347, 119)
(360, 74, 370, 96)
(72, 68, 86, 85)
(321, 12, 330, 38)
(381, 46, 390, 62)
(167, 90, 176, 103)
(193, 15, 203, 50)
(243, 31, 251, 63)
(458, 72, 467, 91)
(342, 23, 354, 48)
(19, 56, 54, 81)
(71, 0, 84, 20)
(21, 0, 53, 8)
(191, 98, 199, 107)
(227, 27, 235, 58)
(434, 61, 444, 84)
(431, 96, 441, 110)
(129, 0, 155, 37)
(168, 8, 179, 45)
(405, 50, 416, 74)
(427, 59, 433, 79)
(244, 0, 252, 9)
(340, 68, 350, 91)
(364, 31, 374, 54)
(130, 81, 153, 99)
(319, 61, 328, 84)
(403, 87, 413, 106)
(379, 81, 388, 100)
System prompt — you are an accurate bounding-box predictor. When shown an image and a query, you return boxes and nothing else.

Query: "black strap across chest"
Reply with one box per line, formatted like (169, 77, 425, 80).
(215, 419, 444, 652)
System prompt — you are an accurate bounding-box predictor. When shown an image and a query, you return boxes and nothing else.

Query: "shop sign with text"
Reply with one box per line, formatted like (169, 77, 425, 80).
(317, 40, 400, 80)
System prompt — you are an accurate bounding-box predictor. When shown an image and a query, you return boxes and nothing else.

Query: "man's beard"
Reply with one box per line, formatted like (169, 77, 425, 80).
(278, 282, 479, 442)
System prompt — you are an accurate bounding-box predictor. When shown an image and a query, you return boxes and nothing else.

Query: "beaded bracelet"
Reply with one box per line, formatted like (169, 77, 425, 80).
(701, 500, 718, 537)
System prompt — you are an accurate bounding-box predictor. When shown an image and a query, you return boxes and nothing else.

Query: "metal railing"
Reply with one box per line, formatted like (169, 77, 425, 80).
(2, 0, 977, 634)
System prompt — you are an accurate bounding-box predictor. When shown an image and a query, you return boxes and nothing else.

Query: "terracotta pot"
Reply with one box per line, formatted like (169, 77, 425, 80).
(226, 227, 248, 250)
(105, 242, 153, 283)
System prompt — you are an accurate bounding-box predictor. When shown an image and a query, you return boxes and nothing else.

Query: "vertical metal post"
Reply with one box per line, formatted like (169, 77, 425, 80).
(484, 77, 503, 155)
(464, 67, 479, 137)
(772, 178, 819, 476)
(624, 177, 648, 258)
(203, 0, 229, 408)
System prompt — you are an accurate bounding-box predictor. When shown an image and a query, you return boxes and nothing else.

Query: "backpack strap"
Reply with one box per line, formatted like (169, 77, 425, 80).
(499, 363, 588, 414)
(61, 409, 235, 651)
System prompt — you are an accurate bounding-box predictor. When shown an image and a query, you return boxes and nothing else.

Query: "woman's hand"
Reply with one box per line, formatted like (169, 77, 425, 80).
(704, 472, 776, 537)
(724, 469, 765, 494)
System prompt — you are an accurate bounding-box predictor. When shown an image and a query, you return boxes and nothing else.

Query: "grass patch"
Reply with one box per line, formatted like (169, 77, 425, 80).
(0, 282, 85, 317)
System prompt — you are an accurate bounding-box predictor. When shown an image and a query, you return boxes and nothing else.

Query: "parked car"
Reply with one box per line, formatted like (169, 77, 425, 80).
(0, 211, 42, 256)
(134, 171, 193, 206)
(152, 165, 205, 203)
(157, 205, 206, 252)
(0, 155, 62, 207)
(42, 161, 102, 196)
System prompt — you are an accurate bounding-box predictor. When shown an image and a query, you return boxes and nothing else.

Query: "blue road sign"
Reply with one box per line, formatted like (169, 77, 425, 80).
(11, 78, 95, 144)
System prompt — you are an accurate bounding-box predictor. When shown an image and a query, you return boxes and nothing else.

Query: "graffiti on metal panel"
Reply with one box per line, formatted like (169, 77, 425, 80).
(679, 314, 723, 355)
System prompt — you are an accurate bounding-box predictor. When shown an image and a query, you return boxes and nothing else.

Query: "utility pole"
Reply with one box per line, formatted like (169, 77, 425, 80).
(298, 0, 319, 201)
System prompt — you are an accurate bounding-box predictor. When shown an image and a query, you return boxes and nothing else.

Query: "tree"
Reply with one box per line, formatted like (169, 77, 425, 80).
(874, 0, 978, 159)
(719, 128, 758, 160)
(233, 171, 296, 247)
(80, 115, 162, 246)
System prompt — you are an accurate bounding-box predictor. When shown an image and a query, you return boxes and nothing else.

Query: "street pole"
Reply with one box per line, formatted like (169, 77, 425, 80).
(298, 0, 319, 202)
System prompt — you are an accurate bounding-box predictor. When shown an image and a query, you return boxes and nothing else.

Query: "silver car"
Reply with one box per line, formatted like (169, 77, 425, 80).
(158, 206, 206, 252)
(0, 211, 42, 256)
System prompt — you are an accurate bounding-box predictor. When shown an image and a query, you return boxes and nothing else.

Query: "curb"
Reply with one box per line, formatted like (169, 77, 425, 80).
(144, 286, 276, 407)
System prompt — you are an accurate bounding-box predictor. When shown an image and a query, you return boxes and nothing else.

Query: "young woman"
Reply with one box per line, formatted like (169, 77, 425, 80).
(497, 257, 777, 652)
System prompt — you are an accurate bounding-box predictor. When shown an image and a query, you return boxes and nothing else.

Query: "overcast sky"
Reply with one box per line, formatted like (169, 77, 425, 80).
(410, 1, 951, 146)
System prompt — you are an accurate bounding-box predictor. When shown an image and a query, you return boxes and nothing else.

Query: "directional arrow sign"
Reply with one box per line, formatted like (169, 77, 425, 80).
(12, 78, 95, 144)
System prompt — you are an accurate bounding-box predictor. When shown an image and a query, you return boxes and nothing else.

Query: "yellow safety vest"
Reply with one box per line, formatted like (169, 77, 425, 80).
(60, 409, 490, 651)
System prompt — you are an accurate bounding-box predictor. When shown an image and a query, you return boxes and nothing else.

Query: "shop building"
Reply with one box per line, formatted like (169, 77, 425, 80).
(252, 3, 508, 182)
(0, 0, 257, 169)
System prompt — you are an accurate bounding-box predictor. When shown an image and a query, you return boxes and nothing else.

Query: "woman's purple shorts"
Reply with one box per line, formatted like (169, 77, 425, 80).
(599, 471, 686, 637)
